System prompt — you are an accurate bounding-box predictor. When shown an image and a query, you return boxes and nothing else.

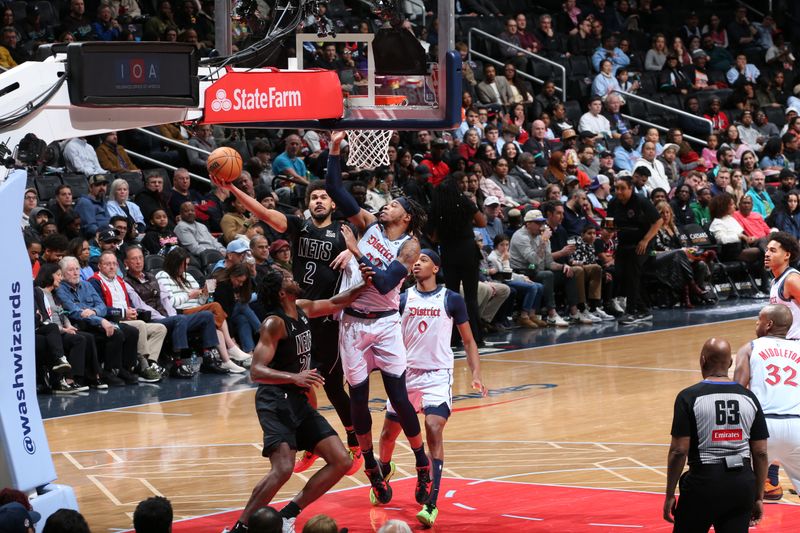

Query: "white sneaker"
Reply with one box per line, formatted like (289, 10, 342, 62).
(282, 517, 296, 533)
(592, 307, 616, 321)
(547, 313, 569, 327)
(581, 310, 602, 323)
(220, 359, 247, 374)
(228, 345, 251, 361)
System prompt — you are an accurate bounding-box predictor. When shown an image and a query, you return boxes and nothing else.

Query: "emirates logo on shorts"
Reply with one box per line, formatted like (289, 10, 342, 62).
(712, 429, 743, 441)
(211, 89, 232, 112)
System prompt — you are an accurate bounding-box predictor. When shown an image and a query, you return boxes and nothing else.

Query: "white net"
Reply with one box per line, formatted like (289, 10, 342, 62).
(345, 129, 394, 169)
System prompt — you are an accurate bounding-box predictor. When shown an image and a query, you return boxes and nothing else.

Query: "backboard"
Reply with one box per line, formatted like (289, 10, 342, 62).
(228, 0, 460, 131)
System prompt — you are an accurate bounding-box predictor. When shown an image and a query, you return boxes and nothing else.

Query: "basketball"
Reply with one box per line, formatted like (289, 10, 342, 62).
(206, 146, 243, 183)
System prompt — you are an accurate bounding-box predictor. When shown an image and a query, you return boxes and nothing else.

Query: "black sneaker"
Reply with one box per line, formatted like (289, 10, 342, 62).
(366, 466, 393, 505)
(118, 368, 140, 385)
(102, 369, 125, 387)
(618, 314, 638, 326)
(415, 466, 432, 504)
(87, 377, 109, 390)
(52, 378, 78, 395)
(51, 356, 72, 374)
(635, 312, 654, 322)
(201, 350, 229, 374)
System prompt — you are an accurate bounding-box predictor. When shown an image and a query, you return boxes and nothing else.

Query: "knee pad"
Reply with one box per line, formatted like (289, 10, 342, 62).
(348, 380, 372, 435)
(381, 372, 421, 438)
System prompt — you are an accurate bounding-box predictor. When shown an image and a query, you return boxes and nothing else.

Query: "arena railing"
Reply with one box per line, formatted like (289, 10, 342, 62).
(611, 89, 713, 146)
(126, 129, 211, 184)
(467, 27, 567, 102)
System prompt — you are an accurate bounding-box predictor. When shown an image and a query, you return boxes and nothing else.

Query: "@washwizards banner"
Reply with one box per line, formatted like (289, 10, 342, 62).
(0, 169, 56, 492)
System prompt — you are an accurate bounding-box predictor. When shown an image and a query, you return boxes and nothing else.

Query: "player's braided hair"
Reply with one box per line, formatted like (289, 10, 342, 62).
(257, 269, 285, 311)
(401, 196, 427, 238)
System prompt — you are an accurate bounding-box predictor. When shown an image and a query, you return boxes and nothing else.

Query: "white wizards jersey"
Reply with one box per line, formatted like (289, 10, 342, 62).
(749, 336, 800, 416)
(770, 267, 800, 340)
(401, 286, 456, 370)
(340, 223, 411, 312)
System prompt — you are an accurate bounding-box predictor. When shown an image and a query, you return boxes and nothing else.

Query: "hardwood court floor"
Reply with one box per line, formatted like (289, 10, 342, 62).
(44, 318, 772, 532)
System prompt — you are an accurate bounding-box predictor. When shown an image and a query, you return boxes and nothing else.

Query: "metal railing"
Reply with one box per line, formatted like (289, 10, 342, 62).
(468, 28, 566, 101)
(735, 0, 767, 18)
(126, 149, 210, 184)
(612, 89, 713, 146)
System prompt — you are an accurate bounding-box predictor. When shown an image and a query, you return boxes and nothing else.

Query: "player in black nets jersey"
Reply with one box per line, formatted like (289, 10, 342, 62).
(664, 337, 769, 532)
(225, 269, 370, 533)
(214, 179, 363, 475)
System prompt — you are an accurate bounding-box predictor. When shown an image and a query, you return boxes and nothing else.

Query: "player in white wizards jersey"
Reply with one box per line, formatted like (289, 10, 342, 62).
(376, 249, 486, 527)
(325, 130, 430, 507)
(763, 232, 800, 498)
(735, 305, 800, 499)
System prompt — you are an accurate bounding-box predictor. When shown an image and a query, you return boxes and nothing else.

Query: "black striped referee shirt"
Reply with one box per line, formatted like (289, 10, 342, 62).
(671, 381, 769, 466)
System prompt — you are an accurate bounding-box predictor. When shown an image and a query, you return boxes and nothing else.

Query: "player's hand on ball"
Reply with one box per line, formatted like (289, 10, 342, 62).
(294, 369, 325, 388)
(210, 173, 231, 190)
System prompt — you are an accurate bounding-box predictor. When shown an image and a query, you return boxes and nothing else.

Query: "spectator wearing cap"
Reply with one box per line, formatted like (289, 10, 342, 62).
(727, 53, 761, 87)
(89, 227, 126, 274)
(96, 131, 139, 173)
(657, 143, 681, 186)
(269, 239, 292, 276)
(768, 168, 797, 208)
(686, 49, 714, 91)
(588, 175, 611, 216)
(210, 238, 252, 273)
(403, 164, 435, 208)
(597, 150, 616, 180)
(418, 137, 451, 187)
(703, 97, 730, 134)
(475, 195, 504, 250)
(508, 208, 573, 327)
(578, 97, 612, 140)
(75, 174, 111, 238)
(498, 123, 522, 154)
(634, 142, 669, 193)
(63, 137, 105, 175)
(0, 501, 39, 532)
(17, 4, 53, 47)
(558, 128, 578, 152)
(174, 200, 226, 257)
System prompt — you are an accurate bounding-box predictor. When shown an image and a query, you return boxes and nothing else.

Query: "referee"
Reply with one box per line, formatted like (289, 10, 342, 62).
(664, 337, 769, 532)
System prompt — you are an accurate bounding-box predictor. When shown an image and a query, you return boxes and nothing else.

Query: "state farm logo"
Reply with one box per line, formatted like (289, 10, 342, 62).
(211, 89, 232, 112)
(712, 429, 742, 441)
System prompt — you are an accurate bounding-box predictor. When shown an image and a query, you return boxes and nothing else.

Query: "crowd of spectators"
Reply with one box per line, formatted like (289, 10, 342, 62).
(14, 0, 800, 395)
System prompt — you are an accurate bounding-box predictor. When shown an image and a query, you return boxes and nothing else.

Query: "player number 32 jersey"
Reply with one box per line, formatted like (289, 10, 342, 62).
(749, 336, 800, 416)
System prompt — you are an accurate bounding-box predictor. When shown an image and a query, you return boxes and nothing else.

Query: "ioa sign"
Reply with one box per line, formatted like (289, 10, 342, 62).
(203, 68, 344, 124)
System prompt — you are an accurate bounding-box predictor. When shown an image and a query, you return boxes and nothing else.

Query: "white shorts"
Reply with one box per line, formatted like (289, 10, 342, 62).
(386, 368, 453, 418)
(339, 313, 407, 385)
(766, 417, 800, 493)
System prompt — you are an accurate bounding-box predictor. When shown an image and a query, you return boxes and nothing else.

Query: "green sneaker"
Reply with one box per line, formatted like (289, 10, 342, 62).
(416, 503, 438, 527)
(366, 463, 394, 506)
(138, 365, 163, 383)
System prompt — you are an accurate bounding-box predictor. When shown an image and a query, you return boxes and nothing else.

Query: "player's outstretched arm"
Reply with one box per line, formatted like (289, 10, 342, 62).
(250, 316, 324, 388)
(733, 341, 753, 387)
(297, 281, 369, 318)
(210, 176, 289, 233)
(326, 131, 376, 232)
(457, 321, 488, 397)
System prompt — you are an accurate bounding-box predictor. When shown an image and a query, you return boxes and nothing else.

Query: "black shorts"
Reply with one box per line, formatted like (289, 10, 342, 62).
(310, 317, 340, 374)
(674, 463, 755, 533)
(256, 386, 338, 457)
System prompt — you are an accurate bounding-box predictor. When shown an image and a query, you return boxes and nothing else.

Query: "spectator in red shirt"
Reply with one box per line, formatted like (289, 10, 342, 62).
(732, 195, 772, 243)
(419, 137, 451, 186)
(703, 96, 730, 135)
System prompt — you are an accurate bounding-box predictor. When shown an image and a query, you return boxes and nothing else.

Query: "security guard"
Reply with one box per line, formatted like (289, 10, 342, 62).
(664, 337, 769, 532)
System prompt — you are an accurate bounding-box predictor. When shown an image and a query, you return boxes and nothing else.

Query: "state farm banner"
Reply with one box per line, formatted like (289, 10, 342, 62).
(203, 68, 344, 124)
(0, 169, 57, 492)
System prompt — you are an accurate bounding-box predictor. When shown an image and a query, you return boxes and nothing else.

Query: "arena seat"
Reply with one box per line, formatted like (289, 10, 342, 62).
(144, 254, 165, 273)
(35, 174, 62, 203)
(116, 171, 145, 196)
(61, 174, 89, 198)
(199, 249, 224, 270)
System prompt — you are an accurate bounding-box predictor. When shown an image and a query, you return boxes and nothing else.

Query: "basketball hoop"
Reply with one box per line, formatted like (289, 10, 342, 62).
(345, 94, 407, 170)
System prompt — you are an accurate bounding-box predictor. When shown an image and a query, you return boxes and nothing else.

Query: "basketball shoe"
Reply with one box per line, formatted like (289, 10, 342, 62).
(367, 462, 394, 505)
(765, 479, 783, 500)
(415, 466, 432, 504)
(282, 517, 296, 533)
(293, 451, 319, 473)
(345, 447, 364, 476)
(417, 503, 438, 527)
